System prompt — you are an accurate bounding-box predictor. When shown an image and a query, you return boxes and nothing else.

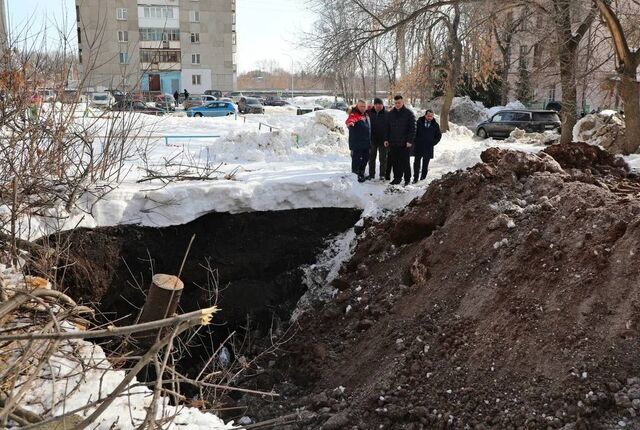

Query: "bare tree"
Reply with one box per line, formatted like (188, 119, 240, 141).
(595, 0, 640, 154)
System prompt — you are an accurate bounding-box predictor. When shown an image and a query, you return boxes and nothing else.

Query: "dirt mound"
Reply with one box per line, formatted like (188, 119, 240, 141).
(253, 145, 640, 429)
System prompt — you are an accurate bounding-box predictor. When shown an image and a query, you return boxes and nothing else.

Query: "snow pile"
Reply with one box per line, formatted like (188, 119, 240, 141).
(12, 338, 238, 429)
(427, 97, 528, 129)
(485, 100, 526, 118)
(573, 111, 627, 154)
(505, 128, 560, 145)
(213, 110, 348, 162)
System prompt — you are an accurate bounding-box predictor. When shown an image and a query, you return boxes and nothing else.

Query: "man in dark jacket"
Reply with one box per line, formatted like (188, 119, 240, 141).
(367, 98, 388, 180)
(384, 95, 416, 186)
(183, 89, 190, 100)
(345, 100, 371, 183)
(413, 109, 442, 183)
(173, 90, 180, 107)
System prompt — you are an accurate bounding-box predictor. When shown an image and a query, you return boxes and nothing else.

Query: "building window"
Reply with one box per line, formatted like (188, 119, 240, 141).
(117, 8, 128, 20)
(140, 49, 180, 63)
(548, 86, 556, 101)
(190, 32, 200, 43)
(78, 48, 83, 64)
(118, 31, 129, 43)
(143, 6, 175, 19)
(533, 43, 542, 68)
(77, 28, 82, 43)
(191, 53, 201, 64)
(139, 28, 180, 42)
(192, 74, 201, 85)
(190, 10, 200, 22)
(119, 52, 129, 64)
(232, 31, 236, 45)
(519, 45, 528, 68)
(76, 6, 80, 22)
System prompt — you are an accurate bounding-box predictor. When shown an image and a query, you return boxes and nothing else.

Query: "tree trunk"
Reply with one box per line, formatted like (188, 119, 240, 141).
(620, 66, 640, 154)
(136, 274, 184, 345)
(558, 44, 579, 145)
(501, 51, 511, 105)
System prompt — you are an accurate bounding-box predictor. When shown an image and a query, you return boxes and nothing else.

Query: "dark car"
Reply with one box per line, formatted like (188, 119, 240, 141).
(111, 100, 165, 116)
(154, 94, 176, 111)
(204, 89, 223, 98)
(545, 101, 562, 112)
(329, 101, 349, 111)
(476, 110, 561, 139)
(238, 97, 265, 114)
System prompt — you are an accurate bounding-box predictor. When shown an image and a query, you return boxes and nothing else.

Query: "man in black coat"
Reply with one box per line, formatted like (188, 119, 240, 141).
(413, 109, 442, 183)
(384, 95, 416, 186)
(367, 98, 388, 180)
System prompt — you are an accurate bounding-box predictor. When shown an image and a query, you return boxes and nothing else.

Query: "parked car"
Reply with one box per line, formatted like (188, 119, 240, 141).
(111, 100, 165, 116)
(329, 101, 349, 111)
(238, 97, 265, 114)
(187, 101, 237, 118)
(89, 92, 115, 108)
(475, 110, 561, 139)
(107, 89, 129, 103)
(545, 101, 562, 112)
(296, 105, 324, 115)
(204, 89, 223, 98)
(182, 95, 215, 110)
(225, 91, 246, 103)
(155, 94, 176, 111)
(37, 88, 56, 102)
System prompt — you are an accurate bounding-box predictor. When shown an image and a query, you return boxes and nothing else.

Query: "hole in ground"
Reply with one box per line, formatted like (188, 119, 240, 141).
(36, 208, 361, 416)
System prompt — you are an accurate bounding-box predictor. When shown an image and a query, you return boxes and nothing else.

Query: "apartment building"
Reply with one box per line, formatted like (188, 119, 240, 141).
(495, 2, 640, 112)
(75, 0, 237, 95)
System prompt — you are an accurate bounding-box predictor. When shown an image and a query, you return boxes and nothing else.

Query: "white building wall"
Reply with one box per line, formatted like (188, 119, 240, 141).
(181, 68, 212, 94)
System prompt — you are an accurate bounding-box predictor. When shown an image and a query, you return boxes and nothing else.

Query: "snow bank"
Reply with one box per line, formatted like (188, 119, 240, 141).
(427, 97, 528, 129)
(9, 333, 237, 429)
(486, 101, 526, 118)
(573, 111, 627, 154)
(505, 128, 560, 145)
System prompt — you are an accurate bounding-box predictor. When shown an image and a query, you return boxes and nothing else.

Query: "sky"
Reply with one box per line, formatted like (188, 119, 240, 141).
(4, 0, 314, 72)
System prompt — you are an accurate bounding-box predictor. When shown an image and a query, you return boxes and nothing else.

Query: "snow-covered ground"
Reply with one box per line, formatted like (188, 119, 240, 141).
(11, 104, 563, 240)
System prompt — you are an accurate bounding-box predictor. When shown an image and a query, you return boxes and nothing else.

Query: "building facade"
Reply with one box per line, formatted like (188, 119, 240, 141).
(75, 0, 236, 95)
(0, 0, 7, 51)
(494, 2, 640, 112)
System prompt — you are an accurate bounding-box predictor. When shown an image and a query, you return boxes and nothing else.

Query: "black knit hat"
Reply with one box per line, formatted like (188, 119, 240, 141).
(373, 97, 384, 105)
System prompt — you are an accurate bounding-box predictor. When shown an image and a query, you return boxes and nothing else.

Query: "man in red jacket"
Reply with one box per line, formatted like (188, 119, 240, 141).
(346, 100, 372, 183)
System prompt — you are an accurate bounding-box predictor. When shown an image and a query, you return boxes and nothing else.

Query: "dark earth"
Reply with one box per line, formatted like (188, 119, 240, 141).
(242, 143, 640, 429)
(41, 143, 640, 429)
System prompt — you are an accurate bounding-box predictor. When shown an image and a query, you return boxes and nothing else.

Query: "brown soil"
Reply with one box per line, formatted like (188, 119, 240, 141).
(252, 143, 640, 429)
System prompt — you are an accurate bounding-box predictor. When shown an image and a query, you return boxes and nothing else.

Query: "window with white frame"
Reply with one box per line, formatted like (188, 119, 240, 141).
(143, 6, 175, 19)
(192, 74, 201, 85)
(191, 53, 201, 64)
(116, 8, 127, 20)
(118, 31, 129, 43)
(189, 10, 200, 22)
(190, 32, 200, 43)
(119, 52, 129, 64)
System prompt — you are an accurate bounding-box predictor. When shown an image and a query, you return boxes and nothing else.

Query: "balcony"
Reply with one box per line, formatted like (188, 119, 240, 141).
(140, 41, 181, 49)
(140, 62, 181, 71)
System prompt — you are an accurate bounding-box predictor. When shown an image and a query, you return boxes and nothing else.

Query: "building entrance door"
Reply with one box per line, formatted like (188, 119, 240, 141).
(149, 74, 161, 92)
(171, 79, 179, 93)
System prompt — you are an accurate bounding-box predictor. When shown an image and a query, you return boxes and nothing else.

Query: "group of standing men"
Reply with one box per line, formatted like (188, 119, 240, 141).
(346, 95, 442, 186)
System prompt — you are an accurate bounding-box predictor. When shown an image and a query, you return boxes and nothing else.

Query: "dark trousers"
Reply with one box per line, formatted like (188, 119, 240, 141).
(385, 148, 394, 179)
(390, 146, 411, 183)
(368, 140, 388, 178)
(413, 155, 431, 181)
(352, 149, 370, 176)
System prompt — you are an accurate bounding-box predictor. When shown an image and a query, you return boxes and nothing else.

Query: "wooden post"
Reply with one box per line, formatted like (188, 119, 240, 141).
(135, 274, 184, 346)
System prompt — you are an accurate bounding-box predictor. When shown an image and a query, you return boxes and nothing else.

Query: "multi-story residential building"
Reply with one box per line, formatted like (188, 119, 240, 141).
(494, 2, 640, 112)
(75, 0, 237, 95)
